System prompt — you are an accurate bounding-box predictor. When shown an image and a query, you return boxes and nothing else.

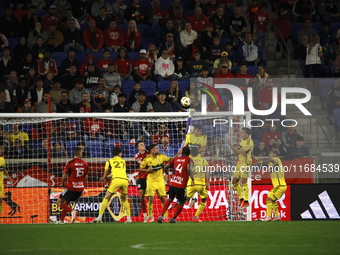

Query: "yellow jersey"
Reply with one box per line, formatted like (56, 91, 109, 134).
(239, 138, 254, 165)
(269, 157, 286, 187)
(0, 157, 6, 185)
(140, 153, 171, 182)
(185, 133, 207, 150)
(9, 131, 29, 145)
(105, 156, 128, 180)
(188, 155, 208, 185)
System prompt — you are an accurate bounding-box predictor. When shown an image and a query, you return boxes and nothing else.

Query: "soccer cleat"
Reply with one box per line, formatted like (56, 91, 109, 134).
(144, 217, 154, 223)
(169, 218, 177, 223)
(125, 218, 132, 223)
(71, 210, 78, 224)
(157, 216, 163, 223)
(261, 216, 272, 222)
(273, 216, 281, 221)
(189, 197, 197, 208)
(92, 217, 103, 223)
(143, 214, 148, 222)
(241, 201, 249, 210)
(55, 220, 64, 224)
(192, 218, 203, 223)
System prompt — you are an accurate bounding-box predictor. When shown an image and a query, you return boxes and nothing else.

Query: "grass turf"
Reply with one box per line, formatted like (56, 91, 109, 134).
(1, 221, 340, 255)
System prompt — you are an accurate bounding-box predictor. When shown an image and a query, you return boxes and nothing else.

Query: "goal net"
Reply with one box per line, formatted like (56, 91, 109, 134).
(0, 112, 251, 224)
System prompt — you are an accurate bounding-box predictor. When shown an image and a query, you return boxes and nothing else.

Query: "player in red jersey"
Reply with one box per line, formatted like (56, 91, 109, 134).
(56, 147, 88, 224)
(158, 147, 192, 223)
(134, 141, 150, 222)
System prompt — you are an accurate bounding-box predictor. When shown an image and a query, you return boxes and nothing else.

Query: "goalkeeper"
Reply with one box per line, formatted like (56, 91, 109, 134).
(140, 144, 171, 223)
(253, 148, 286, 221)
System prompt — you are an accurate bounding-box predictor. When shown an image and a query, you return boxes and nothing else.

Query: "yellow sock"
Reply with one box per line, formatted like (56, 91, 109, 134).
(243, 183, 249, 201)
(266, 201, 272, 217)
(195, 202, 206, 218)
(272, 201, 279, 216)
(162, 203, 168, 218)
(122, 200, 131, 217)
(148, 201, 153, 217)
(233, 183, 243, 200)
(99, 197, 109, 216)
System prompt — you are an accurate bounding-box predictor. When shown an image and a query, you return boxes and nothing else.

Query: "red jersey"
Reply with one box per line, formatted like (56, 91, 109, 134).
(255, 11, 270, 32)
(134, 59, 152, 75)
(97, 58, 113, 70)
(235, 72, 253, 78)
(64, 158, 89, 192)
(135, 151, 150, 179)
(114, 58, 132, 74)
(151, 132, 170, 144)
(169, 156, 191, 189)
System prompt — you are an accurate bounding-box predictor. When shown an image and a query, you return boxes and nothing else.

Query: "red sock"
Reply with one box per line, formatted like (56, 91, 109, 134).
(141, 199, 147, 213)
(161, 199, 172, 216)
(173, 204, 184, 219)
(60, 203, 72, 221)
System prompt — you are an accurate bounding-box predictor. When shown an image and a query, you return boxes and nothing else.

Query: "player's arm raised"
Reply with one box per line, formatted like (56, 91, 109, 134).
(4, 168, 13, 183)
(227, 139, 244, 155)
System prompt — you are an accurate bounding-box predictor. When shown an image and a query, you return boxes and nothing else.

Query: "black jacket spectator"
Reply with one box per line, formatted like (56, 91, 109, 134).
(0, 9, 21, 38)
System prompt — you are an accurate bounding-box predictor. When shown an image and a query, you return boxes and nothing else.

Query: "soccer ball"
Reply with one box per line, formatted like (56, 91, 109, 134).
(180, 97, 191, 107)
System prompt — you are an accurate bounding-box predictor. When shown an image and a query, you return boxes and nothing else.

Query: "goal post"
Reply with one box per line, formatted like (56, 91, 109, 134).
(0, 111, 252, 223)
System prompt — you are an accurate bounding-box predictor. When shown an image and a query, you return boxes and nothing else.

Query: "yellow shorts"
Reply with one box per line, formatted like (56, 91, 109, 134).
(0, 185, 3, 198)
(233, 162, 251, 179)
(145, 180, 166, 197)
(186, 185, 208, 199)
(268, 185, 287, 201)
(107, 178, 129, 195)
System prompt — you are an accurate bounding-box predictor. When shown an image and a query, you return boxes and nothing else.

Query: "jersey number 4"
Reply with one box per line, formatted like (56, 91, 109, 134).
(175, 163, 183, 173)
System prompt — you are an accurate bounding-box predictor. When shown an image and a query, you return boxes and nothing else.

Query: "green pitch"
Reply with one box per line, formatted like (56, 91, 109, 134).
(1, 221, 340, 255)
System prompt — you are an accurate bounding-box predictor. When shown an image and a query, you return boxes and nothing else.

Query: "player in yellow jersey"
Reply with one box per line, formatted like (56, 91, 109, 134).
(140, 144, 171, 223)
(186, 147, 209, 223)
(184, 124, 207, 154)
(92, 147, 132, 223)
(227, 127, 254, 210)
(254, 148, 286, 221)
(0, 153, 13, 215)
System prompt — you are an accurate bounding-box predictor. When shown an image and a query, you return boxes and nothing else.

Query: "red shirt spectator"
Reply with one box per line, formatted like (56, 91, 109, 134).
(104, 20, 125, 51)
(80, 55, 94, 76)
(187, 7, 209, 33)
(83, 118, 104, 135)
(83, 19, 104, 51)
(124, 20, 142, 51)
(246, 0, 261, 24)
(258, 79, 281, 104)
(262, 124, 282, 149)
(37, 51, 58, 76)
(114, 58, 132, 75)
(215, 64, 235, 78)
(42, 6, 62, 31)
(255, 7, 270, 33)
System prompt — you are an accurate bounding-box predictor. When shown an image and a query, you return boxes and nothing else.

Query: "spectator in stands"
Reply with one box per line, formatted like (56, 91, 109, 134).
(153, 91, 172, 112)
(258, 78, 281, 110)
(21, 5, 41, 38)
(153, 50, 175, 82)
(229, 6, 247, 46)
(91, 76, 110, 110)
(270, 138, 288, 159)
(0, 7, 21, 38)
(158, 19, 180, 46)
(17, 99, 35, 113)
(129, 82, 143, 106)
(80, 55, 94, 77)
(319, 0, 340, 23)
(54, 0, 72, 17)
(225, 42, 237, 66)
(6, 70, 19, 93)
(49, 80, 64, 104)
(34, 138, 49, 158)
(42, 5, 62, 31)
(103, 63, 121, 91)
(38, 51, 59, 77)
(131, 91, 154, 112)
(298, 19, 317, 44)
(111, 0, 127, 20)
(109, 85, 121, 107)
(76, 141, 91, 158)
(112, 93, 132, 112)
(205, 36, 222, 66)
(63, 18, 85, 53)
(288, 136, 310, 158)
(0, 33, 8, 52)
(9, 124, 29, 146)
(262, 122, 282, 149)
(276, 8, 291, 60)
(114, 47, 133, 82)
(83, 19, 104, 53)
(42, 71, 54, 92)
(31, 0, 46, 10)
(180, 22, 198, 61)
(144, 124, 170, 144)
(209, 5, 228, 38)
(95, 6, 113, 32)
(186, 81, 201, 110)
(19, 52, 35, 77)
(134, 49, 152, 81)
(169, 0, 184, 29)
(75, 92, 97, 113)
(124, 19, 142, 52)
(207, 136, 227, 157)
(83, 117, 105, 141)
(45, 23, 64, 52)
(25, 67, 39, 90)
(292, 0, 317, 23)
(254, 3, 270, 52)
(69, 78, 90, 105)
(282, 122, 303, 150)
(159, 33, 181, 62)
(9, 138, 31, 159)
(197, 67, 213, 86)
(31, 37, 48, 60)
(327, 79, 340, 121)
(104, 20, 124, 52)
(61, 8, 80, 31)
(159, 136, 175, 157)
(59, 50, 80, 76)
(319, 23, 334, 66)
(146, 0, 164, 25)
(253, 65, 271, 92)
(200, 23, 218, 51)
(97, 50, 113, 74)
(52, 141, 68, 158)
(30, 78, 46, 105)
(213, 51, 232, 76)
(91, 0, 112, 17)
(124, 0, 146, 24)
(187, 7, 209, 33)
(214, 63, 235, 78)
(305, 35, 323, 78)
(84, 62, 100, 89)
(14, 37, 31, 64)
(166, 80, 183, 112)
(173, 57, 190, 81)
(236, 64, 253, 79)
(13, 78, 30, 108)
(57, 91, 74, 112)
(0, 48, 15, 81)
(237, 33, 266, 67)
(146, 43, 158, 66)
(35, 92, 57, 113)
(253, 141, 268, 157)
(246, 0, 260, 36)
(295, 35, 309, 77)
(188, 51, 206, 78)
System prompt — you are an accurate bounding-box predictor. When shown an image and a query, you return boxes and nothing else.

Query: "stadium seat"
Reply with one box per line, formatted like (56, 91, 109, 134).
(319, 79, 335, 106)
(8, 37, 20, 55)
(117, 23, 128, 32)
(142, 37, 156, 50)
(220, 37, 231, 46)
(109, 51, 118, 62)
(178, 81, 190, 93)
(330, 22, 340, 40)
(75, 52, 87, 64)
(80, 23, 89, 32)
(89, 52, 104, 65)
(36, 10, 48, 19)
(51, 52, 67, 68)
(65, 140, 83, 158)
(128, 52, 140, 61)
(184, 10, 194, 17)
(105, 139, 124, 156)
(312, 23, 322, 34)
(157, 80, 171, 91)
(334, 109, 340, 133)
(291, 23, 304, 43)
(140, 80, 156, 90)
(151, 24, 160, 40)
(247, 66, 258, 77)
(121, 80, 135, 101)
(85, 140, 105, 158)
(137, 24, 150, 38)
